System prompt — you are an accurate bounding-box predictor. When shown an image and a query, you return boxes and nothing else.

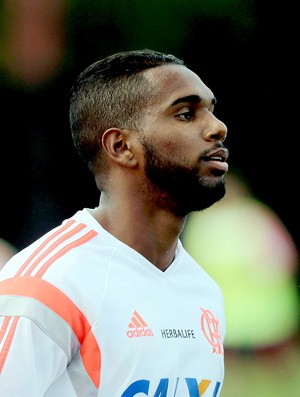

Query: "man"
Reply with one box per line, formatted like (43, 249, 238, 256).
(0, 49, 229, 396)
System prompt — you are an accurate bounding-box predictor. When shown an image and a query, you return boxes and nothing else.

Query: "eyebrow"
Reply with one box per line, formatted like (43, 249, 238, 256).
(171, 94, 217, 107)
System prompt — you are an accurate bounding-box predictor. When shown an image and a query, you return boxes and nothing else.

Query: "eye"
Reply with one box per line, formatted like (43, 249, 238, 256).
(175, 108, 195, 121)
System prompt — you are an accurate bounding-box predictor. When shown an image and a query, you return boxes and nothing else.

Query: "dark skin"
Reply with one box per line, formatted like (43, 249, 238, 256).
(89, 64, 228, 271)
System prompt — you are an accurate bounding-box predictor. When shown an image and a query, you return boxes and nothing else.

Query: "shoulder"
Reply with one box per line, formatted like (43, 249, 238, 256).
(179, 243, 220, 280)
(177, 243, 225, 302)
(0, 211, 115, 318)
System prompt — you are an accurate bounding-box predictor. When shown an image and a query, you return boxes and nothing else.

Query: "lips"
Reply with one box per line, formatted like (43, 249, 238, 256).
(202, 148, 229, 173)
(203, 148, 229, 163)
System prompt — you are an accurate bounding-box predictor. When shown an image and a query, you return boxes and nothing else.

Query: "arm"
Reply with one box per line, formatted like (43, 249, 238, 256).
(0, 316, 68, 396)
(0, 276, 83, 396)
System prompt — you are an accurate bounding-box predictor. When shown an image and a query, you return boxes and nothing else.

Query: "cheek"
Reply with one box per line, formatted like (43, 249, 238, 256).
(159, 143, 198, 169)
(144, 123, 201, 164)
(157, 131, 187, 152)
(162, 138, 199, 160)
(163, 140, 178, 152)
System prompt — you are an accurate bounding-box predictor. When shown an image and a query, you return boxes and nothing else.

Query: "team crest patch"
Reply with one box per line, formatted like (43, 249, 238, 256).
(200, 308, 223, 355)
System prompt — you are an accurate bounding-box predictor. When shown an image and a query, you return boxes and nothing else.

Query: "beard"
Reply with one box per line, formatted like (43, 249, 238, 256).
(142, 139, 226, 216)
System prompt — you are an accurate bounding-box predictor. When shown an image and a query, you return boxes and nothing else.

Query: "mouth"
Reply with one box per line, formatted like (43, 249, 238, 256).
(202, 148, 229, 174)
(203, 148, 229, 162)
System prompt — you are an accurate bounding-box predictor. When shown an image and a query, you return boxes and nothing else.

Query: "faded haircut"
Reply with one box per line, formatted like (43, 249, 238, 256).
(69, 49, 184, 178)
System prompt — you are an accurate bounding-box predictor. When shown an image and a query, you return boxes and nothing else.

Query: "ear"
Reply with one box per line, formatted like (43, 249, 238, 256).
(102, 128, 138, 167)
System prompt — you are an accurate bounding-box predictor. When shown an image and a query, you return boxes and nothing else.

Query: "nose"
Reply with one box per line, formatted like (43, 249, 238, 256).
(204, 114, 227, 143)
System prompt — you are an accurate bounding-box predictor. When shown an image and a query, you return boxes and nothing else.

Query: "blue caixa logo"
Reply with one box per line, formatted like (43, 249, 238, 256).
(121, 377, 221, 396)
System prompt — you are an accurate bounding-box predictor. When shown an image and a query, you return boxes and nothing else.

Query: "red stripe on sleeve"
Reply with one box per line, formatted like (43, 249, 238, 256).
(0, 317, 20, 374)
(0, 277, 101, 388)
(24, 223, 87, 277)
(35, 230, 97, 278)
(16, 219, 77, 277)
(0, 317, 11, 344)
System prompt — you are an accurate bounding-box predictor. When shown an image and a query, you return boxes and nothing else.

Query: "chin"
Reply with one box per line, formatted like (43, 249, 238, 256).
(173, 186, 226, 217)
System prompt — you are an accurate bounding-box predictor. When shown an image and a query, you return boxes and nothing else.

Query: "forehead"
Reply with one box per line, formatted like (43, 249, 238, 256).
(144, 64, 214, 106)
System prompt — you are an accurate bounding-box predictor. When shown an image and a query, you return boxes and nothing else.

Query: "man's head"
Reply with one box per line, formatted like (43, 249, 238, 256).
(70, 49, 228, 215)
(69, 49, 184, 186)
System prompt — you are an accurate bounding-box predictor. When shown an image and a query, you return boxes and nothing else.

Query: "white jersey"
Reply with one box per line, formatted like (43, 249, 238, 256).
(0, 209, 225, 397)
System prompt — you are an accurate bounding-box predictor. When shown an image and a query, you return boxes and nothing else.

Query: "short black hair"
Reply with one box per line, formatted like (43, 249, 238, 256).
(69, 49, 184, 181)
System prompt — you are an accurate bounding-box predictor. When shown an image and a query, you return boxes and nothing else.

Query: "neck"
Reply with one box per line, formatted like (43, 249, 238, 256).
(89, 193, 186, 272)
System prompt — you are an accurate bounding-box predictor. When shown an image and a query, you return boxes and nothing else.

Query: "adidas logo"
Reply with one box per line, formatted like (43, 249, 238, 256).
(127, 310, 154, 338)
